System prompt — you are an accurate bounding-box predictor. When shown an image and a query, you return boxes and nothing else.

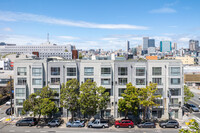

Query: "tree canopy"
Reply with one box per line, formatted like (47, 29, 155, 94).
(184, 85, 194, 103)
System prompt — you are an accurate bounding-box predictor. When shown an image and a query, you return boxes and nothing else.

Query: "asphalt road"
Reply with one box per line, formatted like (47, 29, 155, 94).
(0, 124, 179, 133)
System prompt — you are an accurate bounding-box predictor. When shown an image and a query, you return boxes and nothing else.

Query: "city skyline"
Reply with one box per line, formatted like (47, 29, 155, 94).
(0, 0, 200, 50)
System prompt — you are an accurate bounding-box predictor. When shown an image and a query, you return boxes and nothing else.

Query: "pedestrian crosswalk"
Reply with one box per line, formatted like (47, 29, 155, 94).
(192, 116, 200, 124)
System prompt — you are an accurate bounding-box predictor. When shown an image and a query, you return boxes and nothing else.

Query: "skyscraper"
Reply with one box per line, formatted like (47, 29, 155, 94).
(143, 37, 149, 50)
(148, 39, 155, 47)
(189, 40, 199, 51)
(126, 41, 130, 52)
(173, 43, 177, 50)
(160, 41, 172, 52)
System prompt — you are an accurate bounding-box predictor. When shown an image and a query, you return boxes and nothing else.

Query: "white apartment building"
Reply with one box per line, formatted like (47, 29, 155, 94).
(14, 58, 183, 119)
(0, 42, 73, 59)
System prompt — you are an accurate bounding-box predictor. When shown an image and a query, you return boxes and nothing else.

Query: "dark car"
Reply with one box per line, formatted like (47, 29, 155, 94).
(159, 119, 179, 128)
(115, 119, 134, 128)
(16, 118, 37, 127)
(66, 120, 85, 127)
(137, 122, 156, 128)
(185, 103, 199, 112)
(5, 107, 14, 115)
(48, 118, 62, 127)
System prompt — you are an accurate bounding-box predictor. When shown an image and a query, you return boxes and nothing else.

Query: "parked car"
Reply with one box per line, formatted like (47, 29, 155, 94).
(48, 118, 62, 127)
(66, 120, 85, 127)
(88, 119, 109, 128)
(5, 107, 14, 115)
(185, 103, 199, 112)
(16, 117, 37, 127)
(5, 99, 14, 106)
(159, 119, 179, 128)
(115, 119, 134, 128)
(137, 122, 156, 128)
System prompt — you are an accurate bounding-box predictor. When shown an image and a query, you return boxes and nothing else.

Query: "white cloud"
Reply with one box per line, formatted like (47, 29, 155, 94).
(149, 7, 176, 13)
(0, 11, 148, 30)
(3, 27, 12, 31)
(57, 36, 79, 40)
(178, 37, 190, 42)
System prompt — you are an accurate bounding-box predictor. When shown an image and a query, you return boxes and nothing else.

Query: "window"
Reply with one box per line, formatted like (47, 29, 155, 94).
(119, 88, 126, 96)
(16, 99, 25, 106)
(118, 78, 127, 85)
(32, 78, 42, 85)
(101, 68, 111, 76)
(51, 67, 60, 75)
(170, 88, 181, 96)
(15, 88, 25, 97)
(154, 99, 163, 106)
(17, 67, 27, 76)
(32, 68, 42, 76)
(104, 89, 112, 96)
(171, 78, 180, 85)
(171, 98, 179, 104)
(136, 67, 145, 76)
(51, 78, 60, 85)
(17, 78, 27, 85)
(136, 78, 145, 85)
(34, 88, 42, 93)
(152, 78, 162, 85)
(84, 67, 94, 76)
(171, 67, 180, 76)
(154, 88, 163, 95)
(101, 79, 111, 85)
(67, 68, 76, 76)
(84, 78, 94, 82)
(118, 67, 127, 76)
(152, 67, 162, 75)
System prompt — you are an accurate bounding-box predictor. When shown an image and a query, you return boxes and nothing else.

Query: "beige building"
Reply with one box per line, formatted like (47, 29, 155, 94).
(165, 55, 194, 65)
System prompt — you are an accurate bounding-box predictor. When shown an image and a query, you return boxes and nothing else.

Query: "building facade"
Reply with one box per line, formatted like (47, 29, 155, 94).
(0, 42, 73, 59)
(160, 41, 172, 53)
(189, 40, 199, 52)
(14, 58, 184, 119)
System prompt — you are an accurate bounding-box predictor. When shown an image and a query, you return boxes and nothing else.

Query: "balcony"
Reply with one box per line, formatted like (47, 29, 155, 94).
(169, 104, 180, 108)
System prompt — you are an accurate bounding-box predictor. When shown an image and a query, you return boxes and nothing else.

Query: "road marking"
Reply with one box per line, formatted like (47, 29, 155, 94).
(192, 116, 200, 124)
(0, 117, 5, 122)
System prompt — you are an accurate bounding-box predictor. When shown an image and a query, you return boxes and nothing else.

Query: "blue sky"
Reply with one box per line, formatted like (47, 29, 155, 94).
(0, 0, 199, 50)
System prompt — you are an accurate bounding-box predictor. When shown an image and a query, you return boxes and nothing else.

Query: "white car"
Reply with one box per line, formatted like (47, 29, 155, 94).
(5, 99, 14, 106)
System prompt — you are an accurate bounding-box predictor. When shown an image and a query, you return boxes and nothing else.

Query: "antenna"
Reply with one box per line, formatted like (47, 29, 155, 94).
(47, 33, 49, 42)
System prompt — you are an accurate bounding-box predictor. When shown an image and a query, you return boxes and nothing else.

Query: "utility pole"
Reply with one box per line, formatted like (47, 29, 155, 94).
(10, 76, 13, 116)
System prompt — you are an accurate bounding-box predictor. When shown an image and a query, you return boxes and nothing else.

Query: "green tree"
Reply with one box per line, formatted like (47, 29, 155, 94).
(79, 80, 109, 118)
(22, 86, 59, 122)
(79, 53, 83, 59)
(118, 83, 140, 118)
(139, 83, 161, 120)
(179, 119, 200, 133)
(60, 79, 79, 120)
(184, 85, 194, 103)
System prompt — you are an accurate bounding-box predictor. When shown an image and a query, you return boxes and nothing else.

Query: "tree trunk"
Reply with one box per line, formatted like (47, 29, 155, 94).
(38, 113, 41, 123)
(125, 110, 128, 119)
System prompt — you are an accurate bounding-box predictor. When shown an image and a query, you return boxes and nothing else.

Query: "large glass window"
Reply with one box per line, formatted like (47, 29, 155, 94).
(119, 88, 126, 96)
(152, 78, 162, 85)
(154, 88, 163, 96)
(152, 67, 162, 75)
(101, 68, 111, 76)
(171, 67, 180, 76)
(32, 78, 42, 85)
(51, 78, 60, 85)
(136, 67, 145, 76)
(51, 67, 60, 75)
(171, 78, 180, 85)
(118, 78, 127, 85)
(118, 67, 127, 76)
(32, 68, 42, 76)
(170, 98, 179, 104)
(17, 78, 27, 85)
(101, 79, 111, 85)
(84, 78, 94, 82)
(34, 88, 42, 93)
(15, 88, 25, 97)
(170, 88, 181, 96)
(136, 78, 145, 85)
(17, 67, 27, 76)
(84, 67, 94, 76)
(154, 99, 163, 106)
(67, 68, 76, 76)
(16, 99, 25, 106)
